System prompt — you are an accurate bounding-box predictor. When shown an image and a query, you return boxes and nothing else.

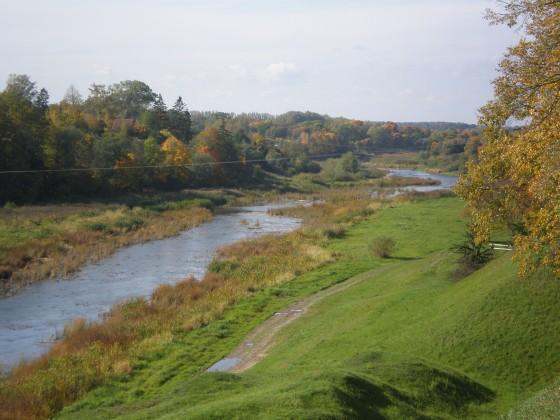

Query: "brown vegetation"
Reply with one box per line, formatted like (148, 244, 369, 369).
(0, 205, 212, 296)
(370, 237, 396, 258)
(374, 176, 441, 188)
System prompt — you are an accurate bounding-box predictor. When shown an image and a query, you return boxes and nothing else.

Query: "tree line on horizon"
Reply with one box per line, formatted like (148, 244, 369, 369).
(0, 75, 481, 203)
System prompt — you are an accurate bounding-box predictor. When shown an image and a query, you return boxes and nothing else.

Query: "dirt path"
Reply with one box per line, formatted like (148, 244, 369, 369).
(222, 265, 391, 374)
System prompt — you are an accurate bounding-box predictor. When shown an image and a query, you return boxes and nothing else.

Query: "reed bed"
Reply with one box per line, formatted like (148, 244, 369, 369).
(0, 203, 212, 296)
(373, 176, 441, 188)
(270, 187, 381, 235)
(0, 188, 381, 419)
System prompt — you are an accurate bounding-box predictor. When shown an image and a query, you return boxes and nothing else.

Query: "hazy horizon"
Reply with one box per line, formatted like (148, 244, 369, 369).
(0, 0, 518, 123)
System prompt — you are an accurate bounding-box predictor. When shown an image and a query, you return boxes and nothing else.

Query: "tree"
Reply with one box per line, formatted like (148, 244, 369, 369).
(0, 75, 49, 202)
(337, 152, 359, 173)
(84, 84, 111, 119)
(194, 124, 240, 185)
(5, 74, 37, 100)
(169, 96, 192, 142)
(152, 94, 168, 131)
(113, 152, 143, 191)
(108, 80, 155, 118)
(190, 152, 214, 186)
(367, 125, 392, 147)
(42, 126, 95, 195)
(63, 85, 83, 106)
(160, 133, 191, 186)
(35, 88, 50, 112)
(456, 0, 560, 276)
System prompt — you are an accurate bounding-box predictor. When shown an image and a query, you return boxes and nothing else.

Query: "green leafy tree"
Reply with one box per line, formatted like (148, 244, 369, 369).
(195, 123, 240, 185)
(84, 84, 111, 120)
(0, 75, 49, 202)
(109, 80, 155, 118)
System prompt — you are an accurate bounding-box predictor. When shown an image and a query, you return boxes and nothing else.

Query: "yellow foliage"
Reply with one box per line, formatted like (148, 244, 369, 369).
(160, 135, 191, 183)
(457, 1, 560, 276)
(161, 135, 191, 165)
(251, 133, 265, 146)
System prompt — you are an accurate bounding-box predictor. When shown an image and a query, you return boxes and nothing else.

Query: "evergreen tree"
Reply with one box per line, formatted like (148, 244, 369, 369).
(169, 96, 192, 142)
(152, 94, 168, 130)
(34, 88, 50, 112)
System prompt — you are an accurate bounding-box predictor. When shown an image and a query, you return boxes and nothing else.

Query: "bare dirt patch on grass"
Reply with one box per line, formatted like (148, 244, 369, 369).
(224, 265, 392, 373)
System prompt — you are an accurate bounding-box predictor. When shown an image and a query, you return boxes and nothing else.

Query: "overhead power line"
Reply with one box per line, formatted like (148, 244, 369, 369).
(0, 152, 357, 175)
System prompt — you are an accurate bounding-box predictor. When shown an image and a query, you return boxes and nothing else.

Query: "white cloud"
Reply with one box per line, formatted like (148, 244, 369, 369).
(257, 62, 302, 83)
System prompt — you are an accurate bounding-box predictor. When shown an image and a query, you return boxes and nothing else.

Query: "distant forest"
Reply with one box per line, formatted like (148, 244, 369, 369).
(0, 75, 482, 202)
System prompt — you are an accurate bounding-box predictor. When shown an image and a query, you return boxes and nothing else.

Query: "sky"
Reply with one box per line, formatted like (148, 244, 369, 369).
(0, 0, 518, 123)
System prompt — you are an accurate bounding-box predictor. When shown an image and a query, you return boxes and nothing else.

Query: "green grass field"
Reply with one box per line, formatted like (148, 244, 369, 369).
(59, 197, 560, 419)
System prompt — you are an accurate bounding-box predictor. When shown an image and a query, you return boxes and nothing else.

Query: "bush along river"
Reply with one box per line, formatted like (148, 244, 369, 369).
(0, 203, 301, 368)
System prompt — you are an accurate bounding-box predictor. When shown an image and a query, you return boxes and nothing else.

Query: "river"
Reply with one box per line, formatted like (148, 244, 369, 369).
(0, 169, 458, 369)
(0, 203, 301, 368)
(387, 169, 457, 192)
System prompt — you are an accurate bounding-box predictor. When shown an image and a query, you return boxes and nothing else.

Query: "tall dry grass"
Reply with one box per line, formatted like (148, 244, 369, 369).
(373, 176, 441, 188)
(270, 187, 381, 238)
(0, 206, 212, 296)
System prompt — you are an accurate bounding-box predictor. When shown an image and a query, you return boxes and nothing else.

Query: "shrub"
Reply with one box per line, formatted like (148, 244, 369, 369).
(322, 225, 346, 239)
(208, 260, 240, 274)
(3, 201, 17, 209)
(453, 228, 493, 267)
(370, 237, 396, 258)
(452, 228, 494, 280)
(114, 217, 144, 232)
(85, 222, 110, 232)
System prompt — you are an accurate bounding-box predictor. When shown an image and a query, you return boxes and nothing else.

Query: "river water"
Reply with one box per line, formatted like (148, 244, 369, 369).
(0, 203, 301, 368)
(388, 169, 457, 192)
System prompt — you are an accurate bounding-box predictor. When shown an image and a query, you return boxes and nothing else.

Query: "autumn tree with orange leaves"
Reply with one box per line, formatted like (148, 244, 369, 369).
(160, 132, 192, 186)
(457, 0, 560, 276)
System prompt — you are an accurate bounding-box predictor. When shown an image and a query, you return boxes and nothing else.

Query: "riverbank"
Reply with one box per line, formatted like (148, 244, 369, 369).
(0, 170, 462, 418)
(0, 202, 302, 368)
(2, 187, 558, 418)
(368, 150, 463, 176)
(58, 196, 560, 420)
(0, 164, 440, 297)
(0, 185, 380, 418)
(0, 192, 228, 296)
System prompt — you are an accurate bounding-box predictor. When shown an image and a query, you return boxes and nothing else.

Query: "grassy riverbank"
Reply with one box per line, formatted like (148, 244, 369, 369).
(0, 159, 427, 296)
(54, 196, 559, 419)
(0, 184, 380, 418)
(2, 178, 558, 418)
(0, 192, 229, 296)
(369, 151, 463, 176)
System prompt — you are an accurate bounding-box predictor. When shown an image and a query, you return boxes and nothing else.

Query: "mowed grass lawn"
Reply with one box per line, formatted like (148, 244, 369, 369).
(60, 197, 560, 419)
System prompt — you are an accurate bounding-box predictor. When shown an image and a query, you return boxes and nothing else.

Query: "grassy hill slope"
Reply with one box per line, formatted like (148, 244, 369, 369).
(59, 198, 560, 419)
